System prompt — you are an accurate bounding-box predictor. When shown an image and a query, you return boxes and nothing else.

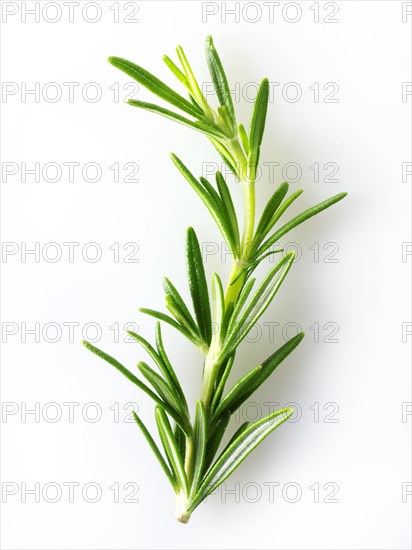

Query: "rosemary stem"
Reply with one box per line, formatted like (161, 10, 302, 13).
(240, 179, 256, 259)
(184, 436, 194, 483)
(222, 180, 255, 309)
(199, 353, 219, 406)
(175, 489, 191, 523)
(224, 134, 256, 307)
(199, 135, 256, 408)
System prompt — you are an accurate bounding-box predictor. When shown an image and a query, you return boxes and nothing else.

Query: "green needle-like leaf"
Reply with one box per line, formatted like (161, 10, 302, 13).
(249, 77, 269, 151)
(163, 278, 199, 335)
(199, 176, 239, 254)
(221, 253, 295, 359)
(202, 410, 230, 475)
(248, 78, 269, 182)
(214, 333, 304, 421)
(162, 54, 189, 87)
(186, 227, 212, 345)
(189, 407, 293, 511)
(108, 56, 202, 117)
(218, 106, 235, 135)
(258, 192, 348, 257)
(208, 137, 238, 176)
(176, 45, 210, 117)
(127, 328, 188, 412)
(165, 296, 205, 345)
(238, 123, 249, 155)
(155, 406, 189, 495)
(127, 100, 226, 138)
(211, 272, 225, 346)
(255, 182, 289, 240)
(215, 172, 240, 252)
(132, 411, 177, 492)
(225, 421, 250, 448)
(198, 175, 222, 205)
(211, 354, 236, 412)
(171, 154, 238, 254)
(137, 361, 188, 421)
(138, 307, 201, 347)
(155, 323, 187, 406)
(174, 423, 186, 463)
(82, 341, 191, 434)
(213, 365, 262, 420)
(188, 94, 205, 114)
(205, 35, 236, 126)
(190, 401, 207, 497)
(253, 189, 304, 252)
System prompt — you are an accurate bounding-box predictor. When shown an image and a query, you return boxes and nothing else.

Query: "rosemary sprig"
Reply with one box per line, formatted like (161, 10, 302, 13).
(84, 36, 347, 523)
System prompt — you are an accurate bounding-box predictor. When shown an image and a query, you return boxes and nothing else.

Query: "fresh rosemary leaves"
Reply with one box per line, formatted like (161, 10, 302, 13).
(83, 36, 347, 523)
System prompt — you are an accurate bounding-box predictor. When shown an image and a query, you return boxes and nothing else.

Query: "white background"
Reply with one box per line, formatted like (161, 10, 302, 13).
(1, 1, 411, 549)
